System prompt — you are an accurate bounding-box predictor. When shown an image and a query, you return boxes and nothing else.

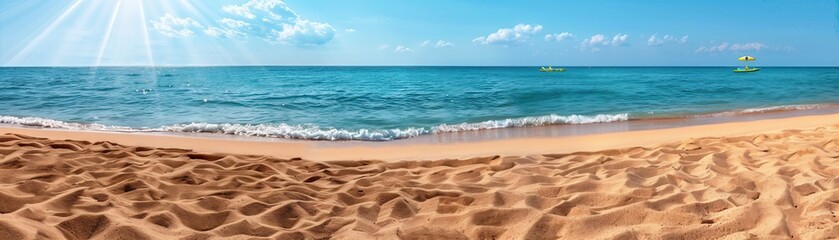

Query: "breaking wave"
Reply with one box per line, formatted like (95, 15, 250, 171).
(0, 113, 629, 141)
(2, 104, 831, 141)
(432, 114, 628, 133)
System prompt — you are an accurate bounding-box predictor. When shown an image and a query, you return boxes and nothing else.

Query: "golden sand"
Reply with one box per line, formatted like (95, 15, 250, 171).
(0, 115, 838, 239)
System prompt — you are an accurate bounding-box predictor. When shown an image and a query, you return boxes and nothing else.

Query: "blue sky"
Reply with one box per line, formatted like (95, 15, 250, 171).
(1, 0, 837, 66)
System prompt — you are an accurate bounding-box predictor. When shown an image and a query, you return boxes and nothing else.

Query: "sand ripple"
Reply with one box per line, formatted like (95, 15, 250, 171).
(1, 126, 839, 239)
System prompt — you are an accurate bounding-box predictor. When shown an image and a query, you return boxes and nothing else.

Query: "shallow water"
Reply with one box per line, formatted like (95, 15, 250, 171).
(1, 66, 837, 140)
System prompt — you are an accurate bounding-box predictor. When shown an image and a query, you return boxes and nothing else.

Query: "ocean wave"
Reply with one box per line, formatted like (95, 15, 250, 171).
(0, 116, 108, 130)
(0, 113, 630, 141)
(1, 104, 831, 141)
(160, 123, 428, 141)
(432, 114, 629, 133)
(739, 104, 827, 113)
(0, 116, 428, 141)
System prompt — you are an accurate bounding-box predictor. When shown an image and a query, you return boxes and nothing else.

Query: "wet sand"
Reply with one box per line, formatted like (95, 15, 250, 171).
(2, 113, 839, 161)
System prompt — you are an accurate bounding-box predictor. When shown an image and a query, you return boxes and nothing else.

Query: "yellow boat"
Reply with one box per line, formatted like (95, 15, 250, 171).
(734, 56, 759, 73)
(733, 67, 760, 73)
(540, 66, 566, 72)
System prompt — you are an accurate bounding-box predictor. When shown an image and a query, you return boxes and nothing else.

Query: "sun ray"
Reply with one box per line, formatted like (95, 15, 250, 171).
(52, 0, 102, 66)
(7, 0, 83, 65)
(96, 0, 122, 67)
(136, 0, 155, 68)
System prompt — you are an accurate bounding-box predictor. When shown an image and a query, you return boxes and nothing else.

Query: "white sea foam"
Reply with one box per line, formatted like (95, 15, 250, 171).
(159, 123, 429, 141)
(0, 116, 113, 130)
(431, 114, 629, 133)
(0, 115, 429, 141)
(2, 106, 829, 141)
(0, 113, 630, 141)
(739, 104, 826, 114)
(157, 114, 630, 140)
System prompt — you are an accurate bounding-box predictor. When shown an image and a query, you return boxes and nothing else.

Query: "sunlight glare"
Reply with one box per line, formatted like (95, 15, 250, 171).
(137, 0, 155, 67)
(96, 0, 122, 67)
(8, 0, 83, 65)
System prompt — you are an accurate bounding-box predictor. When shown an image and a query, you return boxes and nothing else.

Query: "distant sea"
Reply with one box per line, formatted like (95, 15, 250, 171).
(1, 67, 838, 141)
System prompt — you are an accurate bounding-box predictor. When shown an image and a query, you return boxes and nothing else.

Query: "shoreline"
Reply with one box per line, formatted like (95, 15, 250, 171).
(3, 112, 839, 161)
(2, 103, 837, 143)
(4, 65, 838, 68)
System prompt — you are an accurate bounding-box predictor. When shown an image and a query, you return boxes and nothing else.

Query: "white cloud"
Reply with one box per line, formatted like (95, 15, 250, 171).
(222, 0, 294, 20)
(472, 37, 486, 44)
(204, 26, 245, 38)
(580, 33, 629, 51)
(647, 34, 670, 46)
(545, 32, 574, 42)
(394, 45, 414, 53)
(273, 19, 336, 45)
(154, 0, 335, 45)
(587, 34, 609, 46)
(729, 42, 768, 51)
(225, 0, 335, 45)
(378, 45, 390, 50)
(696, 42, 768, 52)
(222, 5, 255, 19)
(219, 0, 333, 45)
(151, 13, 202, 37)
(203, 18, 249, 38)
(434, 40, 454, 48)
(696, 42, 728, 52)
(647, 34, 688, 46)
(611, 34, 628, 46)
(220, 18, 249, 28)
(473, 24, 543, 45)
(422, 40, 453, 48)
(345, 28, 356, 33)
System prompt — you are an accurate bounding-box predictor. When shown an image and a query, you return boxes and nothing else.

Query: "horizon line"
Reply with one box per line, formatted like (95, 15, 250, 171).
(2, 65, 838, 68)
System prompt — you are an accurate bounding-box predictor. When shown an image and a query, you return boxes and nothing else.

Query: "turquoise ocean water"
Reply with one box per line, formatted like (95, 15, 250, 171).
(1, 67, 837, 141)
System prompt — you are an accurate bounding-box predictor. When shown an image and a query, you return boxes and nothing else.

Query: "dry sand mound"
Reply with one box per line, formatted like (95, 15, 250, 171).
(1, 125, 839, 239)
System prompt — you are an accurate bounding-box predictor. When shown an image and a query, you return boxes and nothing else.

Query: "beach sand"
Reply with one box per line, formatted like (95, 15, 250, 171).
(1, 114, 839, 239)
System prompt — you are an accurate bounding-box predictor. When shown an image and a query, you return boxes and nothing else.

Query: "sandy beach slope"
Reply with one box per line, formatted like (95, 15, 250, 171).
(0, 116, 838, 239)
